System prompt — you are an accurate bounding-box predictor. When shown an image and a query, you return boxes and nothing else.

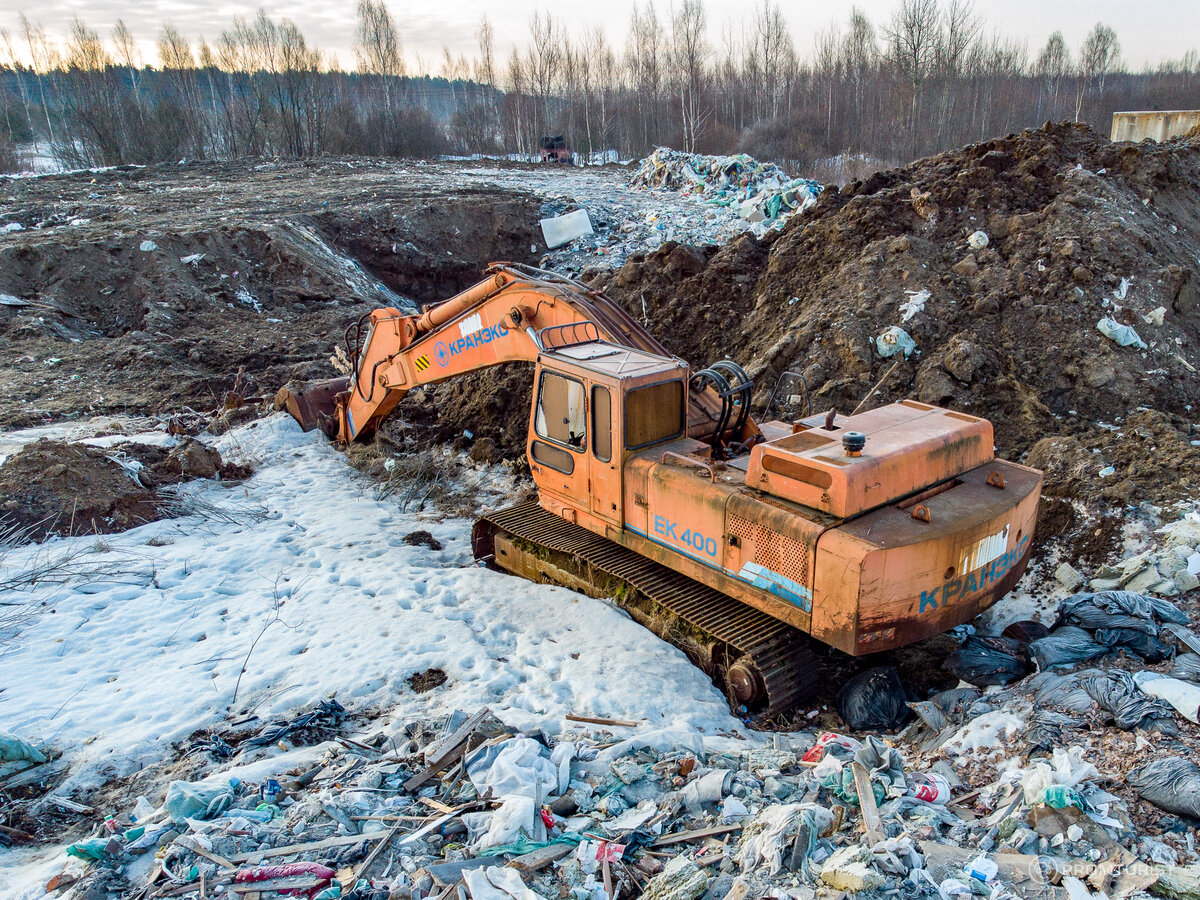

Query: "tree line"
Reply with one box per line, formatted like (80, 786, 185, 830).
(1, 0, 1197, 176)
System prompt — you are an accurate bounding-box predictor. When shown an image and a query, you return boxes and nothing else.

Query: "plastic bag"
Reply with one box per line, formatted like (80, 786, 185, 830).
(1128, 757, 1200, 819)
(1029, 626, 1106, 669)
(1133, 672, 1200, 723)
(1056, 590, 1189, 632)
(856, 736, 908, 799)
(1080, 670, 1177, 733)
(164, 779, 234, 823)
(836, 667, 909, 730)
(1093, 627, 1172, 662)
(876, 326, 916, 359)
(0, 730, 46, 764)
(1171, 653, 1200, 683)
(1096, 316, 1147, 349)
(1002, 620, 1050, 645)
(943, 635, 1028, 686)
(1028, 671, 1097, 713)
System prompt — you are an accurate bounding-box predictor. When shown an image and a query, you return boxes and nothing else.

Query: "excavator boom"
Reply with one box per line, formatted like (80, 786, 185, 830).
(277, 263, 730, 445)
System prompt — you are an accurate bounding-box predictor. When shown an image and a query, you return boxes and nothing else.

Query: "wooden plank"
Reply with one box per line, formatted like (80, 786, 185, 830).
(721, 877, 751, 900)
(404, 741, 468, 792)
(352, 818, 405, 882)
(565, 714, 641, 728)
(850, 762, 884, 845)
(424, 857, 492, 885)
(230, 832, 383, 864)
(653, 824, 742, 847)
(47, 796, 94, 815)
(422, 709, 492, 766)
(508, 843, 573, 873)
(175, 835, 237, 871)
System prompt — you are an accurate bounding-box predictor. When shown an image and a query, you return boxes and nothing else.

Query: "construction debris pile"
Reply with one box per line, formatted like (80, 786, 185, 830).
(13, 645, 1200, 900)
(629, 149, 822, 235)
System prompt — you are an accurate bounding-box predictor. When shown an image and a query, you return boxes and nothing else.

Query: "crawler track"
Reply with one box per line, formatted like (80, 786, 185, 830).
(473, 501, 819, 717)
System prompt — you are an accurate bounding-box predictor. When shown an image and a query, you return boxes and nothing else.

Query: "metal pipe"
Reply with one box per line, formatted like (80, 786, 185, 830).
(413, 272, 510, 335)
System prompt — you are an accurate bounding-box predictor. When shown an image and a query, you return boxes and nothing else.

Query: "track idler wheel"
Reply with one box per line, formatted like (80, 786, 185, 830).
(725, 656, 767, 707)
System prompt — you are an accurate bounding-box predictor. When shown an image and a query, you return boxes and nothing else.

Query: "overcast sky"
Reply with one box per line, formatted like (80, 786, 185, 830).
(2, 0, 1195, 73)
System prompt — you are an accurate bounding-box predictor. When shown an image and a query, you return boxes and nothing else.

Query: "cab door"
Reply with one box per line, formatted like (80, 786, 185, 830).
(528, 366, 591, 513)
(589, 382, 622, 526)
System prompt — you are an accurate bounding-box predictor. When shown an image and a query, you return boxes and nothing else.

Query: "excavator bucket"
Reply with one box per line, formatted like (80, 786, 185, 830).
(274, 378, 348, 435)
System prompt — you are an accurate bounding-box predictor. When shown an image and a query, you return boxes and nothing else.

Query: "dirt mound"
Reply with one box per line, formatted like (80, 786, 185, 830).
(0, 438, 242, 541)
(0, 159, 540, 430)
(577, 122, 1200, 558)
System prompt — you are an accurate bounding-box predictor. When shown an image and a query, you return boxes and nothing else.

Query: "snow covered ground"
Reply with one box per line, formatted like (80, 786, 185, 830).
(0, 414, 746, 895)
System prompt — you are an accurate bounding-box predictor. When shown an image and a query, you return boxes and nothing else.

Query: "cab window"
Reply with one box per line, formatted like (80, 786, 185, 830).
(592, 386, 612, 462)
(625, 380, 684, 449)
(535, 371, 586, 450)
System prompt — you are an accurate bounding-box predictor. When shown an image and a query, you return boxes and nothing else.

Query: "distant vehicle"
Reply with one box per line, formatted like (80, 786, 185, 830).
(539, 135, 571, 164)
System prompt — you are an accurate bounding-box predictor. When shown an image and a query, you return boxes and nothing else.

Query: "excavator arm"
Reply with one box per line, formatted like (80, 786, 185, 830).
(277, 263, 733, 444)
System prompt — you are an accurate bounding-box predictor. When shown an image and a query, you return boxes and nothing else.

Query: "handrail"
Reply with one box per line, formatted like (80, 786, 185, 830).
(661, 451, 716, 481)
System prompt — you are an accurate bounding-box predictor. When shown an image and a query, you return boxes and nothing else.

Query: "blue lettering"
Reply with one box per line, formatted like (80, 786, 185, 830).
(943, 580, 962, 605)
(654, 515, 666, 536)
(664, 521, 678, 540)
(963, 572, 978, 594)
(919, 589, 940, 612)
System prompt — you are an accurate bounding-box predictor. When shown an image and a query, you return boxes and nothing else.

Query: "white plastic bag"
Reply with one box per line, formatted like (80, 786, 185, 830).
(1134, 672, 1200, 723)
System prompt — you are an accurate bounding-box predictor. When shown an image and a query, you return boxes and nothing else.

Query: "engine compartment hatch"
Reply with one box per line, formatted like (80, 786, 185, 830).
(745, 400, 994, 519)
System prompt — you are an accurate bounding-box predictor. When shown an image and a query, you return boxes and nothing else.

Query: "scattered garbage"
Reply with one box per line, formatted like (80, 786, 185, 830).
(1096, 315, 1148, 349)
(836, 666, 910, 730)
(944, 635, 1029, 686)
(876, 325, 916, 358)
(629, 148, 821, 236)
(966, 230, 989, 250)
(540, 209, 594, 249)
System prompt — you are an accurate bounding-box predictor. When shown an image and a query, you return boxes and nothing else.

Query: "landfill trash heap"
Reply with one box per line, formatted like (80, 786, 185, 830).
(629, 148, 822, 235)
(20, 630, 1200, 900)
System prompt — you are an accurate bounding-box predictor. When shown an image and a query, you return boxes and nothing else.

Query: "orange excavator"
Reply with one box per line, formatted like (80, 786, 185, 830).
(277, 263, 1042, 715)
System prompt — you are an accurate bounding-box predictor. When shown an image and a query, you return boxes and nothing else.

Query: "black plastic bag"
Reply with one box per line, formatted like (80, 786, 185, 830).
(1028, 626, 1107, 669)
(836, 666, 909, 731)
(1080, 670, 1177, 733)
(1028, 670, 1099, 713)
(1056, 590, 1189, 634)
(944, 635, 1028, 686)
(1171, 653, 1200, 683)
(1093, 627, 1172, 662)
(1129, 756, 1200, 819)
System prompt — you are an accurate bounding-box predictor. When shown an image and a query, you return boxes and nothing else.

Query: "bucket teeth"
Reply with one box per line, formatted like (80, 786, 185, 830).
(274, 378, 349, 434)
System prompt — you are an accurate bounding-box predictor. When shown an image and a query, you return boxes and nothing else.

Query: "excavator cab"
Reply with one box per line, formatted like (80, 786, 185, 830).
(527, 330, 690, 532)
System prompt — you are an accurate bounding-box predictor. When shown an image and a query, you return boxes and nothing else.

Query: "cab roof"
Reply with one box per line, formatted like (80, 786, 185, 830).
(543, 340, 683, 380)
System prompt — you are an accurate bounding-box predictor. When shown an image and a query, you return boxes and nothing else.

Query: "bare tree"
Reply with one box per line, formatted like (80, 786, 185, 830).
(1035, 31, 1069, 119)
(354, 0, 405, 111)
(20, 15, 58, 146)
(884, 0, 941, 154)
(1080, 23, 1121, 103)
(671, 0, 710, 153)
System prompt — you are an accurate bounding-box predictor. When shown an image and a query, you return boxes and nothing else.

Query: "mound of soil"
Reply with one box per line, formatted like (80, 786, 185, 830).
(573, 122, 1200, 559)
(0, 437, 242, 541)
